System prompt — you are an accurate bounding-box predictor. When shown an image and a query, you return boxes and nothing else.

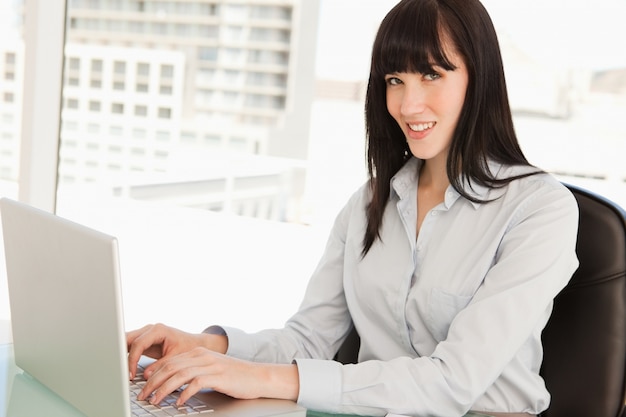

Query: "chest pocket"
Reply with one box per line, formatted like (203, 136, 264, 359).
(426, 288, 472, 342)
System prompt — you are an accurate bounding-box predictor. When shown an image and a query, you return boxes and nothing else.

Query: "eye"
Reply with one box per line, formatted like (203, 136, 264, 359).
(423, 72, 441, 81)
(385, 75, 402, 86)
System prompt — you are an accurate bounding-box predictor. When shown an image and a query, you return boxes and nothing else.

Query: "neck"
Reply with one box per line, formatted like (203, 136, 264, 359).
(419, 157, 450, 193)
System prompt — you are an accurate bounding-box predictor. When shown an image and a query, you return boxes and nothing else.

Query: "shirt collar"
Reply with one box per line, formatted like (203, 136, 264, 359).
(390, 157, 504, 209)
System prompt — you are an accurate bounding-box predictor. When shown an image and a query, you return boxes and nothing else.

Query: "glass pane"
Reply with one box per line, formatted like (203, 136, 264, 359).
(316, 0, 626, 209)
(57, 0, 322, 331)
(48, 0, 626, 332)
(0, 0, 23, 198)
(481, 0, 626, 208)
(0, 0, 24, 320)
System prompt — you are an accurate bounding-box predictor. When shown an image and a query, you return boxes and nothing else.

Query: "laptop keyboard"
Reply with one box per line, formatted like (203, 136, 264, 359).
(130, 365, 214, 416)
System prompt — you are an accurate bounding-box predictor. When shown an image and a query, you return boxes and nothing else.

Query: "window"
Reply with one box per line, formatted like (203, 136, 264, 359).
(11, 0, 625, 334)
(63, 121, 78, 131)
(68, 57, 80, 71)
(111, 103, 124, 114)
(4, 52, 16, 65)
(137, 62, 150, 77)
(1, 113, 13, 124)
(90, 59, 103, 73)
(66, 98, 79, 109)
(160, 64, 174, 79)
(181, 131, 196, 143)
(110, 125, 123, 136)
(88, 101, 101, 112)
(199, 47, 218, 62)
(131, 147, 146, 156)
(114, 61, 126, 75)
(132, 128, 147, 139)
(3, 92, 14, 103)
(134, 105, 148, 117)
(157, 107, 171, 119)
(155, 130, 170, 141)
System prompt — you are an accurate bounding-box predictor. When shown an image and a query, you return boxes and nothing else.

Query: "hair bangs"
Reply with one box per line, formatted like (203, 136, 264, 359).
(372, 1, 456, 78)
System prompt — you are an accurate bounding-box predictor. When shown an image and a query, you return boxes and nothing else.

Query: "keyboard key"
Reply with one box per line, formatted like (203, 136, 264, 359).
(130, 365, 214, 416)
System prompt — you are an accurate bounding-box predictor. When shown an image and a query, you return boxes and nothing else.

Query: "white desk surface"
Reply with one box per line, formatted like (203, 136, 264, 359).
(1, 320, 84, 416)
(0, 334, 488, 417)
(0, 340, 308, 417)
(0, 342, 89, 417)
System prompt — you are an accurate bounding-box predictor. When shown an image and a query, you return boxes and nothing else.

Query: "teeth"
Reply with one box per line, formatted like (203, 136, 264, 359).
(409, 122, 435, 132)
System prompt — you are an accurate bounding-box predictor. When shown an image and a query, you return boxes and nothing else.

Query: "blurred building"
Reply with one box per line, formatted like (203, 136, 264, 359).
(64, 0, 319, 160)
(0, 42, 24, 181)
(1, 1, 321, 222)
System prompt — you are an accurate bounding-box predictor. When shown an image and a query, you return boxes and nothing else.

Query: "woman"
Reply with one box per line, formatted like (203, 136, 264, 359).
(127, 0, 579, 416)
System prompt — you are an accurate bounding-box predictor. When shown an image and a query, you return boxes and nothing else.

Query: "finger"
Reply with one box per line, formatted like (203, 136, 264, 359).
(142, 362, 193, 404)
(126, 324, 152, 350)
(176, 377, 209, 406)
(137, 354, 181, 401)
(142, 358, 161, 379)
(127, 326, 163, 379)
(127, 341, 147, 379)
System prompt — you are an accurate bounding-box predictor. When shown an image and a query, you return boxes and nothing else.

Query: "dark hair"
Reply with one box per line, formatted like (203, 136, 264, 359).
(362, 0, 537, 255)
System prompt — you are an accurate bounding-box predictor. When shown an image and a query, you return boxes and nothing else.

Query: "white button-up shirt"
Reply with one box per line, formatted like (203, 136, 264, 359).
(221, 157, 579, 416)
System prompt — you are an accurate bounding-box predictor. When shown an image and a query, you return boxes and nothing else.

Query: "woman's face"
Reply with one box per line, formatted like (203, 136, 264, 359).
(385, 45, 468, 165)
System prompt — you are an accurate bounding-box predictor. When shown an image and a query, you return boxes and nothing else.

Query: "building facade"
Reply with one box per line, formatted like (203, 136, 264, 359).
(0, 0, 320, 222)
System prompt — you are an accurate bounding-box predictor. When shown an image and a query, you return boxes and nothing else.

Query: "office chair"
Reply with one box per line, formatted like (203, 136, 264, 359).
(540, 184, 626, 417)
(334, 184, 626, 417)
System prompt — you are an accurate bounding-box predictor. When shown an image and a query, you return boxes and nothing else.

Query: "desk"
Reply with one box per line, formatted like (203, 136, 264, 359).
(0, 323, 488, 417)
(1, 341, 307, 417)
(1, 343, 88, 416)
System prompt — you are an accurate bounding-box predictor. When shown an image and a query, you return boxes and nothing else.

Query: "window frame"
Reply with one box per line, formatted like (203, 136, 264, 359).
(19, 0, 66, 212)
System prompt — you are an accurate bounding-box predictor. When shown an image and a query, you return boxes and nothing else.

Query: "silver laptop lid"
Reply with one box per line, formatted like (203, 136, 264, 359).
(1, 198, 131, 417)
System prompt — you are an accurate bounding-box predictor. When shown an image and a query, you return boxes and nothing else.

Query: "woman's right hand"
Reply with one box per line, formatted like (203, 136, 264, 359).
(126, 323, 228, 379)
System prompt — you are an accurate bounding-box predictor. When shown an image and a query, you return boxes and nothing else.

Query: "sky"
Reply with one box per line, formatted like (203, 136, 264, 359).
(315, 0, 626, 81)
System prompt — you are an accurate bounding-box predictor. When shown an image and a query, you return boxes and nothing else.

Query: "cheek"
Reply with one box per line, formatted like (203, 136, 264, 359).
(386, 90, 401, 120)
(450, 81, 469, 115)
(439, 89, 466, 119)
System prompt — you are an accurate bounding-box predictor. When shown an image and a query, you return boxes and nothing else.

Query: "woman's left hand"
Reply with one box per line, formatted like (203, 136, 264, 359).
(137, 347, 300, 406)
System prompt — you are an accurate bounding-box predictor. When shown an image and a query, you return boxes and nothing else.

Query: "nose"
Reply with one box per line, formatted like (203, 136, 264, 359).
(400, 84, 427, 116)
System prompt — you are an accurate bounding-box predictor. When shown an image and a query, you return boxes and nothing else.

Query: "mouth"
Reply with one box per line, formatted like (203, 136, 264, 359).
(408, 122, 436, 132)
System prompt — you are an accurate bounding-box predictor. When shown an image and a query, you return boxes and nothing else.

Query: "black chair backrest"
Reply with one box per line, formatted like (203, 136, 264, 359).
(540, 184, 626, 417)
(335, 184, 626, 417)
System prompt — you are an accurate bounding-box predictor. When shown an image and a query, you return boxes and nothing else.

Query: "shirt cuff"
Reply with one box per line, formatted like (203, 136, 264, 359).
(294, 358, 343, 412)
(208, 326, 259, 360)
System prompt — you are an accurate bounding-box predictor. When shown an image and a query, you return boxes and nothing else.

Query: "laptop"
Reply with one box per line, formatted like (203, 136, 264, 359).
(0, 197, 306, 417)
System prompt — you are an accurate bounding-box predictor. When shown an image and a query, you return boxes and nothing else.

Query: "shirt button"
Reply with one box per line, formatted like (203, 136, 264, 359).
(432, 211, 438, 216)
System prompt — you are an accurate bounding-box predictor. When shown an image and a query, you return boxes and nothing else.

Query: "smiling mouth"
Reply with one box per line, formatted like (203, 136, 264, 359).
(408, 122, 436, 132)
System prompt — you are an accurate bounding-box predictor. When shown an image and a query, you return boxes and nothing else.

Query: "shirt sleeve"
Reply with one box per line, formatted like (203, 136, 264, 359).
(295, 180, 580, 416)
